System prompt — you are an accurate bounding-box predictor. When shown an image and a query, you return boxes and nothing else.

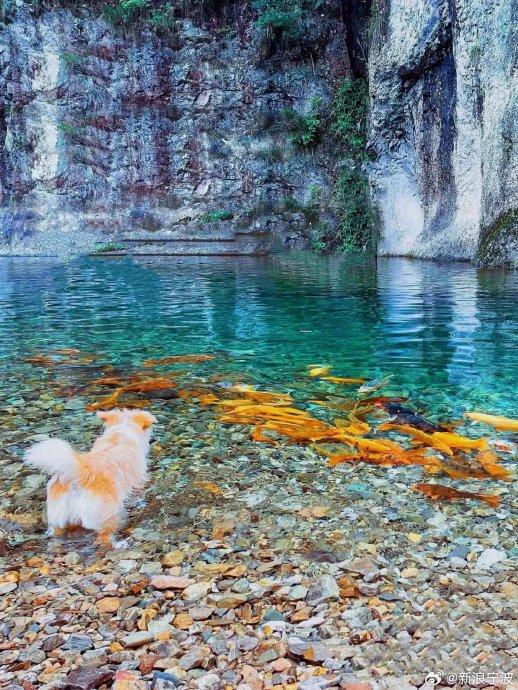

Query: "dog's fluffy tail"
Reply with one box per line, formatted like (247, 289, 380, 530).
(24, 438, 78, 479)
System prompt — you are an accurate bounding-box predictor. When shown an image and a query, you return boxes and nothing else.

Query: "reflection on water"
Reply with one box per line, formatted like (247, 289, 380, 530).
(447, 270, 481, 386)
(0, 253, 516, 417)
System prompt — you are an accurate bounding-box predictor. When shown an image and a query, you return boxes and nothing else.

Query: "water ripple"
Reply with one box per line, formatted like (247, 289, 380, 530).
(0, 253, 516, 416)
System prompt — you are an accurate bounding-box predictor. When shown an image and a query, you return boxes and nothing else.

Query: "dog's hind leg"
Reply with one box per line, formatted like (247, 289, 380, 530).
(47, 480, 73, 535)
(95, 517, 120, 549)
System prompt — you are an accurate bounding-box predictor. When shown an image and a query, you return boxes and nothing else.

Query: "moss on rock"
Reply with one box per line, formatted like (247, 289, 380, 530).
(476, 210, 518, 267)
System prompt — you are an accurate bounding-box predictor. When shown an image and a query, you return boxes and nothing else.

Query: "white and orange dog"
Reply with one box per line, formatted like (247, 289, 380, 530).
(24, 409, 156, 546)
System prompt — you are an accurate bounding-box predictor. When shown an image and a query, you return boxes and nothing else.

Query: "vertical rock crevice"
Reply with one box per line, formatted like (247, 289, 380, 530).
(340, 0, 370, 78)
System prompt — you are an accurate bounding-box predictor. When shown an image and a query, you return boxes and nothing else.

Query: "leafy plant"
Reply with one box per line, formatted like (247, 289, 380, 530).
(470, 43, 482, 59)
(281, 195, 301, 213)
(334, 169, 373, 251)
(201, 209, 234, 222)
(57, 122, 80, 137)
(282, 97, 322, 149)
(149, 3, 176, 32)
(252, 0, 327, 48)
(328, 77, 373, 252)
(101, 0, 224, 28)
(60, 52, 81, 68)
(102, 0, 149, 26)
(310, 222, 329, 253)
(94, 242, 126, 253)
(332, 78, 368, 157)
(476, 209, 518, 263)
(253, 0, 303, 39)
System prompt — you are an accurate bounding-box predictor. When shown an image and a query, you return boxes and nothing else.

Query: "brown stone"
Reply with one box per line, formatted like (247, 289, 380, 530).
(270, 658, 292, 673)
(139, 653, 160, 675)
(130, 579, 149, 594)
(65, 667, 115, 690)
(340, 587, 360, 598)
(342, 558, 375, 575)
(174, 612, 194, 629)
(349, 631, 372, 645)
(96, 596, 120, 613)
(226, 563, 247, 577)
(41, 634, 65, 652)
(211, 593, 248, 608)
(291, 608, 311, 622)
(20, 681, 38, 690)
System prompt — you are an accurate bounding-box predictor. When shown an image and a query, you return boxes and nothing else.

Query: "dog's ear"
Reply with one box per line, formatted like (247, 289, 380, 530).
(132, 411, 157, 430)
(96, 410, 121, 426)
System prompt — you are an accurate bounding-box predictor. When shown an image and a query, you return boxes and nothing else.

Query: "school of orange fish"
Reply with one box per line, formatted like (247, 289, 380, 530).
(24, 350, 516, 508)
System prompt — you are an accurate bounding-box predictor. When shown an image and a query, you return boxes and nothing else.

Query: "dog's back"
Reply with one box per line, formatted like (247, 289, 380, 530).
(24, 408, 156, 545)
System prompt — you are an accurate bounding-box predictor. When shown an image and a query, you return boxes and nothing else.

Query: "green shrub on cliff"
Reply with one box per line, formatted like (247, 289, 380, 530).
(102, 0, 149, 25)
(57, 122, 81, 138)
(201, 210, 234, 222)
(149, 3, 176, 32)
(253, 0, 303, 39)
(60, 52, 81, 68)
(253, 0, 324, 45)
(100, 0, 231, 29)
(335, 169, 373, 252)
(331, 78, 373, 252)
(332, 78, 368, 158)
(282, 192, 320, 226)
(282, 97, 322, 149)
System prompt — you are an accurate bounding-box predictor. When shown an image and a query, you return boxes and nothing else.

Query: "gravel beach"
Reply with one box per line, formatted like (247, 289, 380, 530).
(1, 381, 516, 690)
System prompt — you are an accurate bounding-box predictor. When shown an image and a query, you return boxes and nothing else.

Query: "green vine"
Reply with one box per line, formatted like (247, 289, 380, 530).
(252, 0, 324, 46)
(282, 97, 322, 149)
(201, 210, 234, 222)
(317, 77, 373, 253)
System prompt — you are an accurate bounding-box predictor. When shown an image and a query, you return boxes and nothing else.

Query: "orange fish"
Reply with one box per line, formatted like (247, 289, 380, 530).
(432, 431, 488, 451)
(24, 354, 56, 366)
(413, 483, 500, 507)
(197, 393, 220, 405)
(321, 376, 366, 385)
(334, 415, 370, 436)
(464, 412, 518, 433)
(144, 354, 215, 366)
(86, 377, 176, 410)
(231, 385, 292, 404)
(308, 365, 331, 378)
(383, 424, 454, 455)
(476, 450, 513, 481)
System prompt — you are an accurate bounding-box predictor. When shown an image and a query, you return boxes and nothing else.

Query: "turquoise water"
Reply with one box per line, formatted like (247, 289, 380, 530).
(0, 253, 516, 422)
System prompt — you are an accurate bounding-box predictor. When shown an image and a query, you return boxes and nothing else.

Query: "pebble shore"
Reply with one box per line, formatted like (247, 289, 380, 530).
(0, 369, 516, 690)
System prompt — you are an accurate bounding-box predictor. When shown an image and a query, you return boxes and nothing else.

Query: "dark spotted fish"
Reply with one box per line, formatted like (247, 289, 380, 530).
(383, 402, 446, 433)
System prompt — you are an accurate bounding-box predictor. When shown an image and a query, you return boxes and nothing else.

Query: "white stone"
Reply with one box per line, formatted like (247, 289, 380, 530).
(475, 548, 506, 569)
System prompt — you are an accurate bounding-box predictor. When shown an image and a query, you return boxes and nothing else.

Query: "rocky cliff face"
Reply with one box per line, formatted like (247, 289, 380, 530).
(0, 0, 347, 255)
(1, 0, 516, 264)
(368, 0, 517, 265)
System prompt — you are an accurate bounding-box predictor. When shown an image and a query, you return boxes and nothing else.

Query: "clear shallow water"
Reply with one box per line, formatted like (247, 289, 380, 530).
(0, 253, 516, 422)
